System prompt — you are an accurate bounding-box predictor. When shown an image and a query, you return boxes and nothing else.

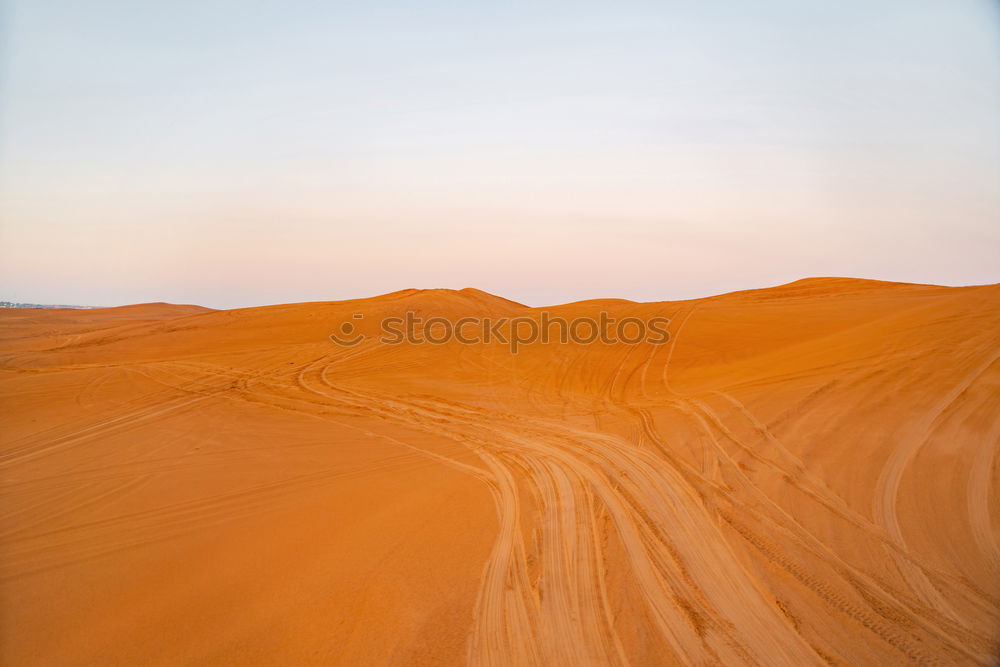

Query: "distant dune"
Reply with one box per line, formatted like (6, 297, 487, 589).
(1, 279, 998, 665)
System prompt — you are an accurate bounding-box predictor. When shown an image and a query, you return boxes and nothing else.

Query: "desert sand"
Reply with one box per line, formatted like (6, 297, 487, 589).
(1, 278, 998, 665)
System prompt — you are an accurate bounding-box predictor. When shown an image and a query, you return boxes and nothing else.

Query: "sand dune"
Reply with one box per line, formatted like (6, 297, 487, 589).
(1, 279, 998, 665)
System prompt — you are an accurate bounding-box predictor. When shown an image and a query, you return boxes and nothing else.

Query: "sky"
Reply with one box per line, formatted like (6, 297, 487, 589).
(1, 0, 998, 308)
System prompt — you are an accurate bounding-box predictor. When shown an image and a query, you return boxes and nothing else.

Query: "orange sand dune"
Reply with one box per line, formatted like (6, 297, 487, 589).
(1, 279, 998, 665)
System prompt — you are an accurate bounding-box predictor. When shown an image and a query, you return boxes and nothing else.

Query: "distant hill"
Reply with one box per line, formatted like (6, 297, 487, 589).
(0, 301, 99, 310)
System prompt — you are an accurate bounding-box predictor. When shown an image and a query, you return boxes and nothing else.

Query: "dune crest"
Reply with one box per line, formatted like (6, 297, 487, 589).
(1, 279, 998, 665)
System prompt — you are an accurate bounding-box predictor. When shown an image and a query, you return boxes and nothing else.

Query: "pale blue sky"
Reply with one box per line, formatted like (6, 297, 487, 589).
(1, 0, 998, 307)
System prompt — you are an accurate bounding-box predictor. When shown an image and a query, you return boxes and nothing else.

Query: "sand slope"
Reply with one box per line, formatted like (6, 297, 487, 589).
(1, 279, 998, 665)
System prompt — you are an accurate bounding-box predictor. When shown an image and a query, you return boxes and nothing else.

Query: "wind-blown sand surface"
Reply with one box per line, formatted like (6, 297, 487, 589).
(1, 278, 998, 665)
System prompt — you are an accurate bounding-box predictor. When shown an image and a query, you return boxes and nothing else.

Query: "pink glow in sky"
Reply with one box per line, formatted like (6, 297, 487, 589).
(1, 0, 998, 308)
